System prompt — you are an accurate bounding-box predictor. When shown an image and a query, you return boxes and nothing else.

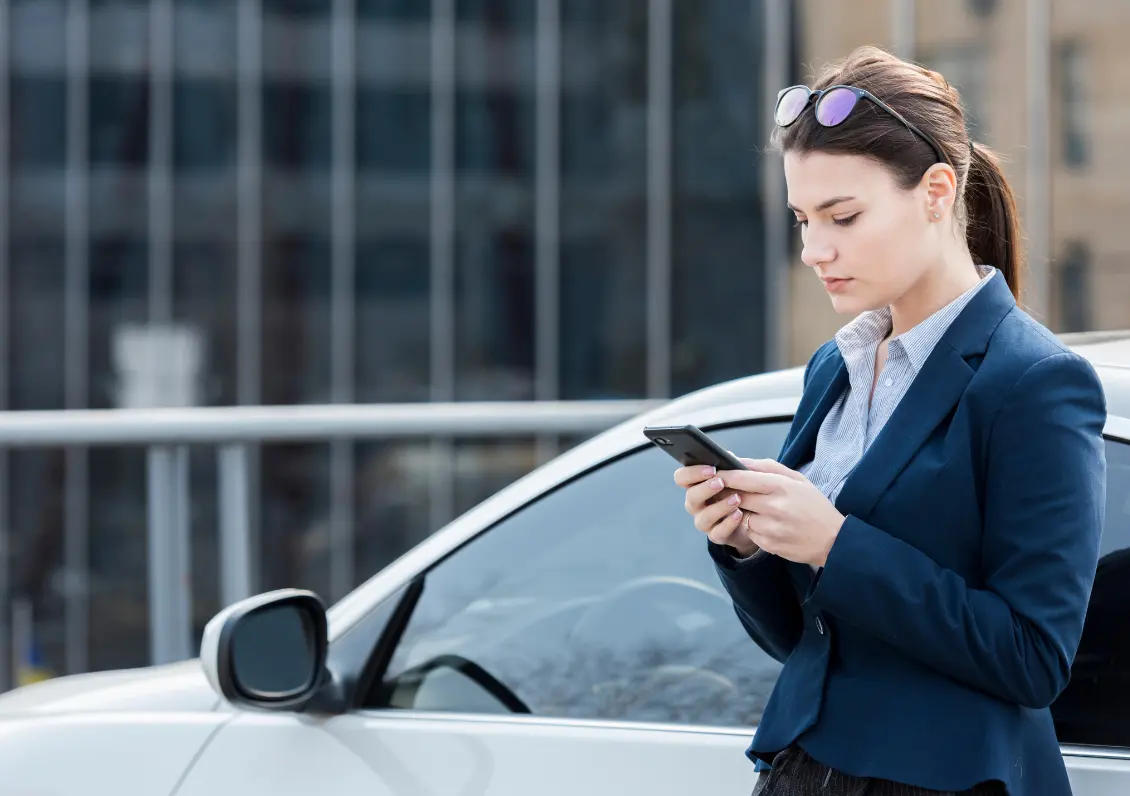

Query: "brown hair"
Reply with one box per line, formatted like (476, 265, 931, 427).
(771, 46, 1024, 301)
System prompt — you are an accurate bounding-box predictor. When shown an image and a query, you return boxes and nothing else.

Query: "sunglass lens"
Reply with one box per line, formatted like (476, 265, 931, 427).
(775, 87, 810, 126)
(815, 87, 859, 126)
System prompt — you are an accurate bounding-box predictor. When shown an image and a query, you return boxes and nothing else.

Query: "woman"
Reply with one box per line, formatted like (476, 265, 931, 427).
(675, 46, 1107, 795)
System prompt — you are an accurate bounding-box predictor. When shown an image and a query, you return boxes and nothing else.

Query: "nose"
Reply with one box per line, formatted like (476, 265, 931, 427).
(800, 227, 835, 270)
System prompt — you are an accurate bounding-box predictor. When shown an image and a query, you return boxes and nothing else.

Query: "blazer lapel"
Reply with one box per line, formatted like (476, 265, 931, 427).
(833, 272, 1017, 521)
(833, 345, 972, 520)
(778, 351, 849, 471)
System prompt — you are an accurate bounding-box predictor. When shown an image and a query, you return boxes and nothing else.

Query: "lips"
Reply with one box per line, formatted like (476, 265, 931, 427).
(821, 277, 852, 292)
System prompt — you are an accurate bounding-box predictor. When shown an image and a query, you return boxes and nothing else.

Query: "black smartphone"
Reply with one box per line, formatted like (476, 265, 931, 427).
(643, 424, 749, 471)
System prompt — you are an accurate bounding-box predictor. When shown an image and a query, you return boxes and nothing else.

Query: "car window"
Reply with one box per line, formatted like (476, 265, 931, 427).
(363, 422, 791, 727)
(361, 429, 1130, 739)
(1052, 438, 1130, 748)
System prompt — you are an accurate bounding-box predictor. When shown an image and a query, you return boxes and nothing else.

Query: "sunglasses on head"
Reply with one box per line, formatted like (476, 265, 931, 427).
(774, 84, 952, 168)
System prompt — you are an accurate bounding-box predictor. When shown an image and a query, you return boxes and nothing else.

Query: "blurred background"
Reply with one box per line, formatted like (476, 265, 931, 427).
(0, 0, 1126, 689)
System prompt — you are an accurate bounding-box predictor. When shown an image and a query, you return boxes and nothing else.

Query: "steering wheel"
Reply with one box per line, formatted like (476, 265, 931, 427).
(569, 574, 733, 635)
(565, 575, 739, 706)
(392, 653, 532, 714)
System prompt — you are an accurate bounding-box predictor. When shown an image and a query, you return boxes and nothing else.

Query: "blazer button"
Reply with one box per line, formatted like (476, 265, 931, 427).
(815, 616, 825, 635)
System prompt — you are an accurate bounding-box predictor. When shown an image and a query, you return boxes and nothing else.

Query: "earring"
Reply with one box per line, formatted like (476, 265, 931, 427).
(932, 212, 941, 219)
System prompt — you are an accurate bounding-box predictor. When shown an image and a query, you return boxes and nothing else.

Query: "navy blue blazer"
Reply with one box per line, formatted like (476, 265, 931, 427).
(710, 273, 1107, 795)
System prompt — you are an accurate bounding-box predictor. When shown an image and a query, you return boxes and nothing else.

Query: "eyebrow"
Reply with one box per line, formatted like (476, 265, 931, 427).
(787, 195, 857, 213)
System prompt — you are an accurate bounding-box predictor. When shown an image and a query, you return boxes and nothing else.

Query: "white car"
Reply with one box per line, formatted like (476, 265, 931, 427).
(2, 332, 1129, 796)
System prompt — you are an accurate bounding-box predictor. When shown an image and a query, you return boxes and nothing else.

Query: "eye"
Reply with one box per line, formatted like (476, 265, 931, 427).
(792, 218, 808, 229)
(833, 213, 860, 227)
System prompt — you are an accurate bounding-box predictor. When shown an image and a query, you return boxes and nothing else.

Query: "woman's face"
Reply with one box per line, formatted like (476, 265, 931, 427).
(783, 150, 935, 316)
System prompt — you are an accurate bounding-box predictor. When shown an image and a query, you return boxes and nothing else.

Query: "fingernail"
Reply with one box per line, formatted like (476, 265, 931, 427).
(709, 477, 724, 490)
(727, 493, 740, 506)
(731, 509, 742, 521)
(701, 465, 716, 477)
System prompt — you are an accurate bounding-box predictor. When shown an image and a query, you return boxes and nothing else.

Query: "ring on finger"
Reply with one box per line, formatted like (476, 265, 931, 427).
(743, 510, 755, 533)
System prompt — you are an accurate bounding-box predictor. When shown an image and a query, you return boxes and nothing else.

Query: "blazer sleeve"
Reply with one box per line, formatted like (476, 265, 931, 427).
(707, 342, 836, 662)
(806, 351, 1107, 709)
(709, 541, 801, 662)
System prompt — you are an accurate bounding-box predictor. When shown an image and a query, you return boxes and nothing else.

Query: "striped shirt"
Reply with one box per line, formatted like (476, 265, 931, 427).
(797, 264, 997, 503)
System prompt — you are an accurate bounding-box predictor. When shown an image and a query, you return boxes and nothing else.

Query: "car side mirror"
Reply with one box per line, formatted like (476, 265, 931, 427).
(200, 589, 328, 711)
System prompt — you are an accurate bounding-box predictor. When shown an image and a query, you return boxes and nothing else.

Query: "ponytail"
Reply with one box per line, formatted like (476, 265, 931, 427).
(965, 142, 1024, 301)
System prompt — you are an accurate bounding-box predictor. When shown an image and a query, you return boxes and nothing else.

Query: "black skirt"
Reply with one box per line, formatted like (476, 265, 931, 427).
(752, 746, 1007, 796)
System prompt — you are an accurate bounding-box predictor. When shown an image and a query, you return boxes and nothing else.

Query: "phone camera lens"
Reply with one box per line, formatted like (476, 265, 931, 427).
(655, 437, 671, 446)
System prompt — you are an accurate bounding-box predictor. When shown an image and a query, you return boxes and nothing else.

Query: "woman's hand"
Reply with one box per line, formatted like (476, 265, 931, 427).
(723, 458, 846, 568)
(675, 464, 760, 557)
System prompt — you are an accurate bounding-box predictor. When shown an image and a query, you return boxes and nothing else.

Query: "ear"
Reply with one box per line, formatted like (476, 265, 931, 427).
(920, 163, 958, 222)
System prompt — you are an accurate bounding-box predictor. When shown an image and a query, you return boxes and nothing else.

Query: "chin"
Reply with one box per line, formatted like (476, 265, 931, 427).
(828, 294, 868, 315)
(827, 286, 887, 316)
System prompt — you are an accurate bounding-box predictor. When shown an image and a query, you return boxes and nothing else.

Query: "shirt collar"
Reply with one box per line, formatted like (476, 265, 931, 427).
(835, 265, 998, 375)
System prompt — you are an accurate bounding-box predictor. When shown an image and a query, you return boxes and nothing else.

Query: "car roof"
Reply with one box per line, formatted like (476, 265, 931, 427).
(1060, 330, 1130, 371)
(650, 330, 1130, 425)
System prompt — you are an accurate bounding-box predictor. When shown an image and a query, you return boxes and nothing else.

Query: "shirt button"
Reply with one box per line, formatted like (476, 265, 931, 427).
(883, 378, 894, 387)
(815, 616, 825, 635)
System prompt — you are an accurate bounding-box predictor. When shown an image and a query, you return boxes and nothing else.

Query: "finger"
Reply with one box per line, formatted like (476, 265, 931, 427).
(745, 524, 780, 556)
(733, 491, 773, 515)
(684, 475, 727, 513)
(693, 491, 743, 532)
(738, 457, 807, 482)
(674, 464, 718, 488)
(706, 506, 745, 545)
(718, 469, 786, 495)
(744, 513, 793, 557)
(704, 486, 739, 506)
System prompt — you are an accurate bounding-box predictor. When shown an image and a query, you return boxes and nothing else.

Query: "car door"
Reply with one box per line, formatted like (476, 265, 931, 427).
(1057, 434, 1130, 794)
(176, 420, 791, 796)
(176, 425, 1130, 796)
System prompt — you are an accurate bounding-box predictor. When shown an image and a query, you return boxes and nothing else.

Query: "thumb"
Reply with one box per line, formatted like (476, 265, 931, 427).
(737, 457, 807, 482)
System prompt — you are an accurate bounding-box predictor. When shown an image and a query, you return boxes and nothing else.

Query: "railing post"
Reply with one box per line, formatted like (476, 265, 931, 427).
(218, 444, 252, 607)
(0, 450, 7, 691)
(0, 0, 10, 694)
(147, 446, 192, 664)
(10, 595, 30, 687)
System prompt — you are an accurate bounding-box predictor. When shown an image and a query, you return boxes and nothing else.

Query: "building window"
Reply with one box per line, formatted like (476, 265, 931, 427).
(1057, 42, 1089, 168)
(919, 44, 987, 141)
(1058, 241, 1092, 333)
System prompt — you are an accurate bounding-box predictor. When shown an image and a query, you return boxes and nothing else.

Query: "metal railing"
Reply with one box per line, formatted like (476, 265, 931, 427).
(0, 399, 658, 679)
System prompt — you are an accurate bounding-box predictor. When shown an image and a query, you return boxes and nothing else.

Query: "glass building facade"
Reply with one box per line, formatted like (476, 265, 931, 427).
(0, 0, 781, 684)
